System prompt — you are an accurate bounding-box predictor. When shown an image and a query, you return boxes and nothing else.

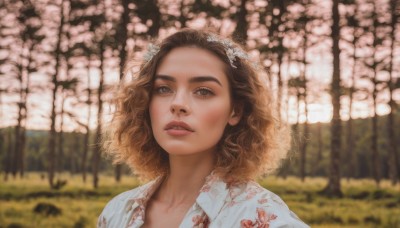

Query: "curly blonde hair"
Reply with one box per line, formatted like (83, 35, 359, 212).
(103, 28, 290, 182)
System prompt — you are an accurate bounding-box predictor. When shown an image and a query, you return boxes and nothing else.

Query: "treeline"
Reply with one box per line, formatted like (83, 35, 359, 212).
(287, 112, 400, 180)
(1, 128, 115, 178)
(1, 112, 400, 180)
(0, 0, 399, 193)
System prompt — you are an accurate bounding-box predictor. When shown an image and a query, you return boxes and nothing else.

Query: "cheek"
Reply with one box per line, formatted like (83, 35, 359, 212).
(149, 100, 161, 127)
(198, 101, 231, 127)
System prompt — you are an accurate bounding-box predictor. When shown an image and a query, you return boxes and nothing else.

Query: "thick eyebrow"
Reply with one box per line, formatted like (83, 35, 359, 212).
(155, 74, 222, 87)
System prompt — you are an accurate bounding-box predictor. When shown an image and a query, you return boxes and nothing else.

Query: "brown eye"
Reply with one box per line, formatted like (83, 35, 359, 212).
(194, 87, 214, 98)
(155, 86, 172, 94)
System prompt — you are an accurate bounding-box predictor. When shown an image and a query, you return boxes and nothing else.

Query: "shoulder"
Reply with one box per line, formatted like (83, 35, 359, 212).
(220, 181, 309, 228)
(97, 181, 154, 228)
(102, 187, 140, 212)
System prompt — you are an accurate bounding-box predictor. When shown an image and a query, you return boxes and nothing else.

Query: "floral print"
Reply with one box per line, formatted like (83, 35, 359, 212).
(98, 172, 309, 228)
(240, 208, 277, 228)
(97, 215, 106, 228)
(199, 172, 220, 193)
(127, 202, 145, 226)
(192, 214, 209, 228)
(245, 184, 264, 200)
(257, 198, 268, 204)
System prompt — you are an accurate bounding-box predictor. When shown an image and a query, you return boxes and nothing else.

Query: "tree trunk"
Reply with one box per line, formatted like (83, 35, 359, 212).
(48, 0, 65, 188)
(57, 89, 66, 175)
(293, 92, 301, 179)
(19, 42, 35, 178)
(276, 1, 286, 121)
(300, 120, 308, 182)
(285, 53, 292, 120)
(387, 0, 399, 186)
(13, 44, 26, 178)
(0, 129, 3, 176)
(70, 131, 81, 175)
(146, 0, 161, 37)
(233, 0, 248, 44)
(0, 90, 3, 164)
(371, 2, 380, 187)
(322, 0, 342, 197)
(92, 40, 105, 188)
(3, 129, 13, 181)
(346, 19, 359, 180)
(300, 29, 309, 182)
(13, 103, 22, 178)
(179, 0, 188, 28)
(114, 0, 130, 183)
(19, 125, 26, 178)
(371, 88, 380, 186)
(82, 62, 92, 183)
(345, 110, 354, 180)
(118, 0, 129, 81)
(14, 85, 28, 178)
(313, 121, 323, 176)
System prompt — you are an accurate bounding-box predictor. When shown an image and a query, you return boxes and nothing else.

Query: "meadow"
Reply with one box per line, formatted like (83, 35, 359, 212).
(0, 173, 399, 228)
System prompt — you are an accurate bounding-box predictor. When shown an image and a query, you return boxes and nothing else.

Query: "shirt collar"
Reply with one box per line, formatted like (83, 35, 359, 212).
(125, 172, 230, 221)
(124, 176, 164, 213)
(196, 172, 230, 221)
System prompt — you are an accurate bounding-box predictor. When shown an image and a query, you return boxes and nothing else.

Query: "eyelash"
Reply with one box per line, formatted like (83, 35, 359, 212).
(194, 87, 215, 98)
(154, 85, 172, 94)
(153, 85, 215, 98)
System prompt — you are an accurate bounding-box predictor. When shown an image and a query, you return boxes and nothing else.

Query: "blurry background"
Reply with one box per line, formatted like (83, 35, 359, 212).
(0, 0, 399, 227)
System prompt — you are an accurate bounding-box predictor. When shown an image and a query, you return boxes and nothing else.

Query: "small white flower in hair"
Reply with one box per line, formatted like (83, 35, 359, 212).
(142, 35, 253, 69)
(143, 43, 160, 62)
(206, 34, 249, 68)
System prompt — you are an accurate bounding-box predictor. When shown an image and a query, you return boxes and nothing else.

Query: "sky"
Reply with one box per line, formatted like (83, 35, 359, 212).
(0, 0, 399, 132)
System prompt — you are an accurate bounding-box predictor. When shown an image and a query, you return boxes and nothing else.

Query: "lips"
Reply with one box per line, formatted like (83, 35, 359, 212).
(164, 121, 194, 132)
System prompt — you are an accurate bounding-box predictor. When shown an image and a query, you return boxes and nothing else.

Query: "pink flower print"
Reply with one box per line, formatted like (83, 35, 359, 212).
(192, 214, 209, 228)
(256, 208, 277, 228)
(257, 208, 267, 224)
(200, 184, 211, 193)
(245, 184, 263, 200)
(192, 215, 202, 224)
(227, 187, 241, 207)
(128, 204, 145, 226)
(246, 188, 258, 200)
(257, 198, 268, 204)
(241, 219, 254, 228)
(97, 215, 106, 228)
(200, 172, 219, 193)
(240, 208, 277, 228)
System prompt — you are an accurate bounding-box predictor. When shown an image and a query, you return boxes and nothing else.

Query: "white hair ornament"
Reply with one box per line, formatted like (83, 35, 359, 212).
(143, 34, 251, 68)
(206, 34, 249, 68)
(143, 44, 160, 62)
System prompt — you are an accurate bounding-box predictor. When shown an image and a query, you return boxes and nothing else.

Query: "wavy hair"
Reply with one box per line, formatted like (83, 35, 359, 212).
(103, 28, 290, 182)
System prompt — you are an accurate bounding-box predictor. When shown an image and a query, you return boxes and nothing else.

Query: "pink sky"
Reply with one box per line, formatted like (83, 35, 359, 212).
(0, 0, 398, 131)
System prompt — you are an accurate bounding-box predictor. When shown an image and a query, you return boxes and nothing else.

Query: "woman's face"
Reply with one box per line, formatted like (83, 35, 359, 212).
(149, 46, 240, 157)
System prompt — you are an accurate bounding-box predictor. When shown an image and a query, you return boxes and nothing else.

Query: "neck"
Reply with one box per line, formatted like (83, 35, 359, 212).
(155, 151, 215, 205)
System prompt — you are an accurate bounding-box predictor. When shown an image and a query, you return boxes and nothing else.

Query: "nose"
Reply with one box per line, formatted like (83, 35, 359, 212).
(170, 92, 191, 115)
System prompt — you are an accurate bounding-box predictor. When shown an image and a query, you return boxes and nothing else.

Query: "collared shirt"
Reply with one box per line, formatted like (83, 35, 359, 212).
(98, 173, 310, 228)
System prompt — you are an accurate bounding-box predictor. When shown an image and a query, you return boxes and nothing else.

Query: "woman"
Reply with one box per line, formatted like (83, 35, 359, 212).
(99, 29, 309, 228)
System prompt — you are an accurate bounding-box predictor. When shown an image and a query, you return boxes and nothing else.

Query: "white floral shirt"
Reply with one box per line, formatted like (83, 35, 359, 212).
(98, 173, 310, 228)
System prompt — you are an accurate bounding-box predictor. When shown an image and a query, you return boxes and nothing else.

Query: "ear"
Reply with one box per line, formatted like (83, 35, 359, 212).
(228, 103, 243, 126)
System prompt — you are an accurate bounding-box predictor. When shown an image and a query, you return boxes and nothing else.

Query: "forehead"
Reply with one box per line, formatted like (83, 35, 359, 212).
(155, 46, 228, 84)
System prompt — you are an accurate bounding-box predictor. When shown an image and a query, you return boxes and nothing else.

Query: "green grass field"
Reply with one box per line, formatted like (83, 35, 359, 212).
(0, 173, 399, 228)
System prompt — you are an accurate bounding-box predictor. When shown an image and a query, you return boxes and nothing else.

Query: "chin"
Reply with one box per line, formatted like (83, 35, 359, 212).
(161, 144, 216, 158)
(162, 145, 196, 156)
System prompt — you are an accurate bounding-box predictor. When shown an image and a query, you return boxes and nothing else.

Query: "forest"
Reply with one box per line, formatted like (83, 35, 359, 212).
(0, 0, 399, 196)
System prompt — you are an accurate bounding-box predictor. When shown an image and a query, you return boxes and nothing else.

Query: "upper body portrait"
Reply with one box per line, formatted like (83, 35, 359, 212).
(98, 28, 309, 228)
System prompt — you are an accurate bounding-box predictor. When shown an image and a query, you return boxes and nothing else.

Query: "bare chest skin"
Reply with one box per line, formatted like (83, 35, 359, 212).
(141, 198, 195, 228)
